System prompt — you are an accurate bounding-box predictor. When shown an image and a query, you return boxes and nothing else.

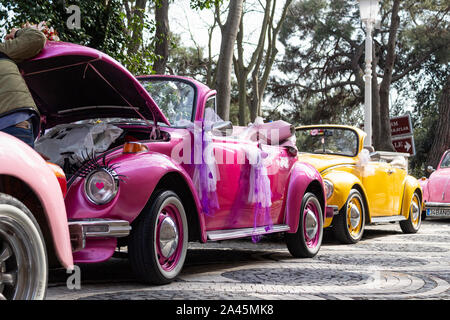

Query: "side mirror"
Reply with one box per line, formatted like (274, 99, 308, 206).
(426, 165, 435, 174)
(212, 121, 233, 136)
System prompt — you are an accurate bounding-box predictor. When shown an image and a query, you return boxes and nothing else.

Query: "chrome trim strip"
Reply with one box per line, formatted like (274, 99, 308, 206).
(320, 164, 356, 174)
(425, 202, 450, 208)
(207, 224, 290, 241)
(370, 216, 407, 223)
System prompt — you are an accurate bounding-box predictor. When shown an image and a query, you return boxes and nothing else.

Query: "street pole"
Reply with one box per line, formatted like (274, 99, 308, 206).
(359, 0, 379, 147)
(363, 21, 373, 147)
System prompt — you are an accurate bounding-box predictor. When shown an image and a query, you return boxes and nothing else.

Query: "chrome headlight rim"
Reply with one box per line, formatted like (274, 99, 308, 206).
(84, 168, 119, 205)
(323, 179, 334, 199)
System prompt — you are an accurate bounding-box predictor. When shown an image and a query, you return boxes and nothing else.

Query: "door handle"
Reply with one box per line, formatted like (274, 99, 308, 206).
(386, 169, 394, 175)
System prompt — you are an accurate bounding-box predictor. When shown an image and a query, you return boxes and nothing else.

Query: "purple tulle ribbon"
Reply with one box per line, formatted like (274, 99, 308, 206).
(228, 142, 273, 243)
(191, 111, 219, 216)
(248, 145, 273, 242)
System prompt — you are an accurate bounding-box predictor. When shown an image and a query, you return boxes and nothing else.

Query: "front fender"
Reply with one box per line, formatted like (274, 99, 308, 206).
(401, 175, 423, 218)
(65, 151, 205, 237)
(418, 177, 429, 205)
(0, 133, 73, 270)
(66, 151, 205, 263)
(285, 161, 326, 233)
(322, 170, 367, 212)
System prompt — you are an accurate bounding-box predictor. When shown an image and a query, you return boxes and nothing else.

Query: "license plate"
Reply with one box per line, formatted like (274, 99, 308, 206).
(426, 208, 450, 217)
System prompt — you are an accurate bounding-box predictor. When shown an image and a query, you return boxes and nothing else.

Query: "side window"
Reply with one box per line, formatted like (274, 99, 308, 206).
(205, 96, 217, 115)
(204, 95, 221, 124)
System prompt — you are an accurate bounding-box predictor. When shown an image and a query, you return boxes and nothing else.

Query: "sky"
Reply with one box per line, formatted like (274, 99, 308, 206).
(169, 0, 287, 64)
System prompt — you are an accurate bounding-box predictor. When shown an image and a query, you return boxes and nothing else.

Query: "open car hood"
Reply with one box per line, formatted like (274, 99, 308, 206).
(18, 41, 170, 128)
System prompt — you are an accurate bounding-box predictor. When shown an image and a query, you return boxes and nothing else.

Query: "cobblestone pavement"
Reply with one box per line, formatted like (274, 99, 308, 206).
(47, 218, 450, 300)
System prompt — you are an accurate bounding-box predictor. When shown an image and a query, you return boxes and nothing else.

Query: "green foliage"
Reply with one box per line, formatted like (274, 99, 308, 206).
(0, 0, 127, 59)
(167, 34, 213, 81)
(0, 0, 168, 75)
(190, 0, 223, 10)
(273, 0, 363, 126)
(119, 5, 157, 75)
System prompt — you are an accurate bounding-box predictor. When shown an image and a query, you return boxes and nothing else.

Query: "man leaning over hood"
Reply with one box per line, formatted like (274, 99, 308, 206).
(0, 27, 46, 147)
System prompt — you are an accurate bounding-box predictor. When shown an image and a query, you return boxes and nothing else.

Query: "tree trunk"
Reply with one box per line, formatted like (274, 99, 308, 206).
(371, 50, 381, 149)
(426, 76, 450, 168)
(153, 0, 170, 74)
(249, 0, 292, 123)
(215, 0, 244, 121)
(235, 17, 248, 125)
(376, 0, 400, 151)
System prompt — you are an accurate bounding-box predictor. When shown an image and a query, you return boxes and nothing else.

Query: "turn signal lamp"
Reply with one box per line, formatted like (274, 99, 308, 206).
(123, 142, 148, 154)
(46, 162, 67, 197)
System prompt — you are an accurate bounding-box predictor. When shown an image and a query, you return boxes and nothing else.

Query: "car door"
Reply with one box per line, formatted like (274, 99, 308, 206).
(390, 158, 408, 215)
(262, 143, 295, 225)
(362, 161, 393, 216)
(199, 95, 256, 230)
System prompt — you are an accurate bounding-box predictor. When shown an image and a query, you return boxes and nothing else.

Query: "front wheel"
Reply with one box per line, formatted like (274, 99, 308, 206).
(286, 192, 323, 258)
(0, 193, 48, 300)
(400, 191, 421, 233)
(333, 189, 366, 244)
(129, 190, 188, 285)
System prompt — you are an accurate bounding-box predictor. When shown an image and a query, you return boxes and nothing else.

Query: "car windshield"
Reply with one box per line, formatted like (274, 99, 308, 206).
(139, 78, 195, 127)
(440, 152, 450, 168)
(296, 127, 359, 157)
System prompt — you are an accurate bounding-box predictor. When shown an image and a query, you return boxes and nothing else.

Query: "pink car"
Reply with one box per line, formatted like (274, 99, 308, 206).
(0, 132, 73, 300)
(420, 149, 450, 219)
(20, 42, 328, 284)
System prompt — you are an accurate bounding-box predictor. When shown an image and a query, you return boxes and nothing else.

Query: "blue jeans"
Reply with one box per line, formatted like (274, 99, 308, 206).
(1, 125, 35, 148)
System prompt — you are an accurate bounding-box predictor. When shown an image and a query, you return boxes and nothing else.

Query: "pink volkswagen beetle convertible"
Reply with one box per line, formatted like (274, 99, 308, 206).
(19, 42, 328, 285)
(420, 149, 450, 219)
(0, 132, 73, 300)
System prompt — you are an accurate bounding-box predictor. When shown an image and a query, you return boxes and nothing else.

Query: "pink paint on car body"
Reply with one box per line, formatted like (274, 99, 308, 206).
(0, 132, 73, 270)
(420, 150, 450, 218)
(20, 42, 327, 284)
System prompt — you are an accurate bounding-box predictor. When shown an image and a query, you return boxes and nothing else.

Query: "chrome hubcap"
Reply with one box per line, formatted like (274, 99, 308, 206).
(159, 216, 179, 258)
(0, 234, 20, 300)
(411, 199, 420, 221)
(349, 203, 361, 229)
(305, 208, 318, 240)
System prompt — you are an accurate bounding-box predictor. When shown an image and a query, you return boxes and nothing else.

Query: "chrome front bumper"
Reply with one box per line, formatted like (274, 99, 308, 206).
(326, 205, 339, 218)
(69, 219, 131, 252)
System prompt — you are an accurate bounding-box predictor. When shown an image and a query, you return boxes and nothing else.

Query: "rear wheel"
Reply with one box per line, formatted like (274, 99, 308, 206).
(400, 191, 421, 233)
(129, 190, 188, 285)
(0, 193, 48, 300)
(286, 192, 323, 258)
(333, 189, 366, 244)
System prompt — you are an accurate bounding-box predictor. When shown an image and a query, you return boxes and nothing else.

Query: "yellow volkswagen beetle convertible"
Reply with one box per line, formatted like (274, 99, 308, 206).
(295, 125, 423, 244)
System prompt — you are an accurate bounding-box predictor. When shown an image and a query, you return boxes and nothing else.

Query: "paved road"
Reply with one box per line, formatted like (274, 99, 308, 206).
(47, 218, 450, 300)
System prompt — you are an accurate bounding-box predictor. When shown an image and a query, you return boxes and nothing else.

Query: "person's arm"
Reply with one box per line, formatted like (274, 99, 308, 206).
(0, 28, 46, 63)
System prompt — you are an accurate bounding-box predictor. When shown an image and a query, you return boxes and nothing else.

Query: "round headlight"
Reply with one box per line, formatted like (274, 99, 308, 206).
(84, 169, 118, 205)
(323, 179, 334, 199)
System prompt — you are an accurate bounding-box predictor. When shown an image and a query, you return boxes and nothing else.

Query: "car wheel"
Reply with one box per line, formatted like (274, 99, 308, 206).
(333, 189, 365, 244)
(286, 192, 323, 258)
(129, 190, 188, 285)
(0, 193, 48, 300)
(400, 191, 421, 234)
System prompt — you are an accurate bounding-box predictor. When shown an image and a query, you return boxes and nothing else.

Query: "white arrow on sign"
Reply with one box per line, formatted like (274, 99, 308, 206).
(405, 141, 411, 152)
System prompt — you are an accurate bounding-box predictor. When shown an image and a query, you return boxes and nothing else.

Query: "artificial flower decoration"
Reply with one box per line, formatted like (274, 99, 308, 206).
(21, 21, 60, 41)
